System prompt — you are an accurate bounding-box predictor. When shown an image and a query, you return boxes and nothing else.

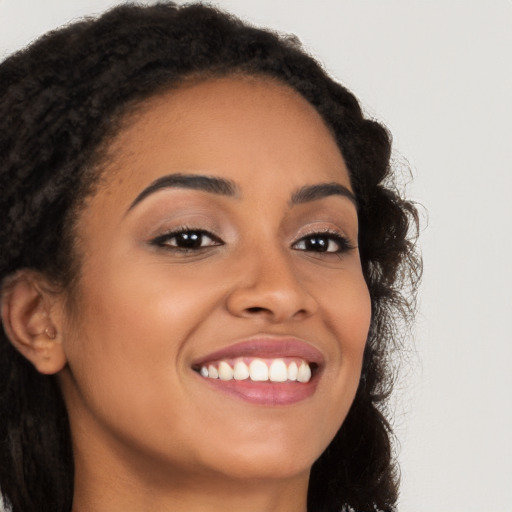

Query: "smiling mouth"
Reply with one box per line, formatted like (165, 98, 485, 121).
(191, 338, 323, 406)
(193, 357, 317, 383)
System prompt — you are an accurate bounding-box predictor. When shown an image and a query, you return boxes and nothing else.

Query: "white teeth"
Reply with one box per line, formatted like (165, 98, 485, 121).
(218, 361, 234, 380)
(287, 361, 298, 381)
(208, 365, 218, 379)
(249, 359, 269, 381)
(199, 358, 313, 383)
(269, 359, 288, 382)
(297, 362, 312, 383)
(233, 360, 250, 380)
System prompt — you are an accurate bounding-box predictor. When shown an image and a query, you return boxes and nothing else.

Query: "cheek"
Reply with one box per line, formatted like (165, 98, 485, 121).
(313, 264, 371, 411)
(335, 275, 371, 353)
(338, 273, 371, 386)
(59, 266, 216, 458)
(62, 256, 227, 398)
(309, 260, 371, 353)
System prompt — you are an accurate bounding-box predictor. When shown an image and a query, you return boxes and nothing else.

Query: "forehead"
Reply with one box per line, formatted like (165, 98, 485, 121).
(94, 75, 351, 208)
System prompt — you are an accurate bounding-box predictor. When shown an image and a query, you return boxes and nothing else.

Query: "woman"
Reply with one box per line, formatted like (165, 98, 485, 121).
(0, 3, 420, 511)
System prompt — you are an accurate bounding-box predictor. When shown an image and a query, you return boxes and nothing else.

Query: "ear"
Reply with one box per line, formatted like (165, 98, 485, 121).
(1, 270, 67, 375)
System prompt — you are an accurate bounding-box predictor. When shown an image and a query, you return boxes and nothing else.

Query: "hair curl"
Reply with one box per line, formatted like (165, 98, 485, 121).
(0, 3, 420, 511)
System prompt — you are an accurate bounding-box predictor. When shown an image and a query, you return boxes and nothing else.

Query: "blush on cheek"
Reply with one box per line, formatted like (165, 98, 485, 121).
(333, 279, 371, 347)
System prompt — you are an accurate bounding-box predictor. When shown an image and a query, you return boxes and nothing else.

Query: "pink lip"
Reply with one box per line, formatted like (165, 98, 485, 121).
(192, 337, 324, 406)
(192, 337, 325, 367)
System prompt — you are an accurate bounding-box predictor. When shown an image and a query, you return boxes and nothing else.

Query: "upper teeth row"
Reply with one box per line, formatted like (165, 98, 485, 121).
(199, 358, 312, 383)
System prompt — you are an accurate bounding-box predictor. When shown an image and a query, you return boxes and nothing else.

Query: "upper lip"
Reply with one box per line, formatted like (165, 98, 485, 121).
(192, 335, 325, 367)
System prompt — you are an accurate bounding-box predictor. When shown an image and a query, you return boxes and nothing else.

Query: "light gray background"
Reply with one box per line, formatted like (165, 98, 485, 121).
(1, 1, 511, 511)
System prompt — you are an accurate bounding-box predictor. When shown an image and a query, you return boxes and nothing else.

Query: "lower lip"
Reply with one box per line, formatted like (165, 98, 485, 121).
(198, 375, 319, 406)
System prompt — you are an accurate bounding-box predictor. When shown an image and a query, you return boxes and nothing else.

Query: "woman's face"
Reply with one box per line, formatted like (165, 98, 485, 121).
(58, 76, 371, 487)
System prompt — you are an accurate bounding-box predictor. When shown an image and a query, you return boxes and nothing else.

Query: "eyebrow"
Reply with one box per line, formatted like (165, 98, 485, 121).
(290, 182, 357, 207)
(127, 173, 356, 213)
(127, 173, 238, 211)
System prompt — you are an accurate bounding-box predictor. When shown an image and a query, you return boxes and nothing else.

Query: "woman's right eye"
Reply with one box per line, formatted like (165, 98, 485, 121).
(151, 228, 223, 252)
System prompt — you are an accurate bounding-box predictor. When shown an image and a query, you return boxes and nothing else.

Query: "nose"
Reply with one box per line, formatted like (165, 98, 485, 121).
(225, 246, 319, 323)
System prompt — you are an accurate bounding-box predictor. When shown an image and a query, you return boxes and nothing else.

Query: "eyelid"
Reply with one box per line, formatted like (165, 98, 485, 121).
(150, 226, 224, 249)
(293, 224, 354, 243)
(291, 227, 356, 254)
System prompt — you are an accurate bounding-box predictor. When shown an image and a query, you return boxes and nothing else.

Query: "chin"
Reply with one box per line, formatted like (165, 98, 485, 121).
(190, 429, 328, 483)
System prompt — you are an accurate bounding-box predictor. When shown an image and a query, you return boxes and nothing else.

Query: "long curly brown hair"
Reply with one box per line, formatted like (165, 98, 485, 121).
(0, 3, 421, 511)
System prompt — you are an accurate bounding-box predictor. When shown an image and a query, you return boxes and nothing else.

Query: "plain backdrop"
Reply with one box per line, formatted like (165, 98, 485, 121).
(1, 1, 511, 511)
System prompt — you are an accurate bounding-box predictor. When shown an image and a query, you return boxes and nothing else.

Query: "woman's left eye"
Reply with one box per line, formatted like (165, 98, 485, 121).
(151, 229, 222, 251)
(292, 232, 353, 254)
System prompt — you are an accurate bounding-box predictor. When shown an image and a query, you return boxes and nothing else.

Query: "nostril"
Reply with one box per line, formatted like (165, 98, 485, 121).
(246, 307, 268, 314)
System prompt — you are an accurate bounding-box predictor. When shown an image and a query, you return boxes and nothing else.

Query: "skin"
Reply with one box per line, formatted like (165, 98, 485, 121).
(8, 76, 372, 511)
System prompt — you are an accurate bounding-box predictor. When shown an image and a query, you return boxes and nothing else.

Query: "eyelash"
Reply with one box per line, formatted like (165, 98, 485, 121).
(150, 227, 354, 255)
(151, 227, 222, 252)
(292, 230, 355, 254)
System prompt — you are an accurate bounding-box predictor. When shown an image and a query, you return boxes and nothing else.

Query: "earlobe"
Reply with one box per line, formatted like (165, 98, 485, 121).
(1, 270, 67, 375)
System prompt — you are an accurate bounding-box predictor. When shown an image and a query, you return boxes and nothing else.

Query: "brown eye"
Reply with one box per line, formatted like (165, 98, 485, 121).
(293, 233, 353, 254)
(152, 229, 222, 251)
